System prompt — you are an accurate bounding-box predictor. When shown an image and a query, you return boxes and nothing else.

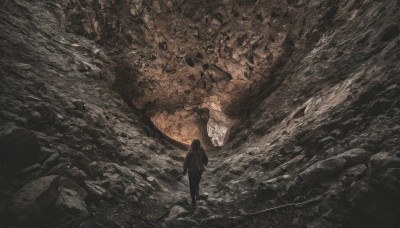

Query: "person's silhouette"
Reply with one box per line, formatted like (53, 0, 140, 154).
(182, 139, 208, 205)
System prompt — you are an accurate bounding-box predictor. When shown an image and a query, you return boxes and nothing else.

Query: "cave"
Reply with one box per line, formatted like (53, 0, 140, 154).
(1, 0, 400, 227)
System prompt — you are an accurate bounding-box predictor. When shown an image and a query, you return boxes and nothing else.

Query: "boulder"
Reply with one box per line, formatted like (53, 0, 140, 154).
(0, 125, 40, 170)
(59, 177, 88, 200)
(41, 152, 60, 170)
(54, 188, 88, 215)
(194, 205, 212, 217)
(84, 180, 110, 198)
(368, 151, 400, 178)
(298, 156, 347, 185)
(47, 163, 87, 180)
(299, 148, 372, 185)
(167, 205, 189, 220)
(168, 151, 184, 161)
(338, 148, 371, 166)
(343, 164, 367, 180)
(11, 175, 60, 224)
(37, 147, 57, 163)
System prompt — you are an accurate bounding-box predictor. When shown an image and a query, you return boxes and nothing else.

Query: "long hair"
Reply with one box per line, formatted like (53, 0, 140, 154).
(189, 139, 203, 154)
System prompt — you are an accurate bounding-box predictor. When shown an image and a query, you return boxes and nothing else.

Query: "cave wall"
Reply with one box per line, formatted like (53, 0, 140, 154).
(63, 0, 334, 147)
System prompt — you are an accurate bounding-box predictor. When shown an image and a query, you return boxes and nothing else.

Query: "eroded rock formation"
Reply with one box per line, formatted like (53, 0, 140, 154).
(63, 0, 332, 147)
(1, 0, 400, 227)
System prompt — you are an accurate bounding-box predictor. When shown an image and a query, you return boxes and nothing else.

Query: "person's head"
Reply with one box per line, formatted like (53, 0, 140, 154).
(189, 139, 201, 153)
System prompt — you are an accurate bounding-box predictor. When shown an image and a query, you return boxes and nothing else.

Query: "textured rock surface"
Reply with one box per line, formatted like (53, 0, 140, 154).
(1, 0, 400, 227)
(10, 175, 60, 224)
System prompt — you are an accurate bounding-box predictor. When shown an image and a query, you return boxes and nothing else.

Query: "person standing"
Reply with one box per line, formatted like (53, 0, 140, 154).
(182, 139, 208, 205)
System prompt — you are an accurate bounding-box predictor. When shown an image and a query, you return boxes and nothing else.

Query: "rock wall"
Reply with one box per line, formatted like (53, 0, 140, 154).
(63, 0, 340, 147)
(0, 0, 185, 226)
(213, 0, 400, 227)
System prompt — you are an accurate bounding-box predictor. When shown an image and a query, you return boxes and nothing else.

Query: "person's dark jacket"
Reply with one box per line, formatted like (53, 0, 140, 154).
(183, 148, 208, 173)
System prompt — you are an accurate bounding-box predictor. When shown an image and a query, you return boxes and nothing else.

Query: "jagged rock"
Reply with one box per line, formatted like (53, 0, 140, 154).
(59, 177, 88, 200)
(41, 152, 60, 170)
(47, 163, 87, 180)
(37, 147, 57, 163)
(206, 197, 223, 206)
(318, 136, 337, 150)
(165, 168, 182, 181)
(343, 164, 367, 180)
(368, 151, 400, 178)
(72, 100, 86, 110)
(194, 205, 212, 217)
(299, 148, 372, 185)
(124, 185, 136, 195)
(298, 156, 347, 185)
(84, 180, 110, 198)
(0, 125, 40, 170)
(10, 175, 60, 224)
(167, 205, 189, 220)
(54, 188, 88, 215)
(338, 148, 371, 166)
(132, 166, 147, 177)
(148, 176, 168, 192)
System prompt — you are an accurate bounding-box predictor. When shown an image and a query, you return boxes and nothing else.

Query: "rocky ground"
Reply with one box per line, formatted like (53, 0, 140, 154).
(1, 0, 400, 227)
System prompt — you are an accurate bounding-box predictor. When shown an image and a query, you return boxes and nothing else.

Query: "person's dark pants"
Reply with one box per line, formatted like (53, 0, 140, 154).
(188, 171, 202, 203)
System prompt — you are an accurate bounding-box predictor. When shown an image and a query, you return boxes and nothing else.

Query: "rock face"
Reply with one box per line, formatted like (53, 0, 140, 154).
(298, 148, 371, 185)
(63, 0, 321, 147)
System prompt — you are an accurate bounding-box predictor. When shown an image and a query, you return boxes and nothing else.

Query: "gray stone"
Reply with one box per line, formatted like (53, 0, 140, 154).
(299, 156, 347, 185)
(84, 180, 110, 198)
(37, 147, 57, 163)
(343, 164, 367, 179)
(167, 205, 189, 219)
(338, 148, 371, 166)
(194, 205, 212, 217)
(368, 152, 400, 178)
(318, 136, 337, 149)
(42, 152, 60, 170)
(11, 175, 60, 224)
(168, 151, 184, 161)
(54, 188, 88, 215)
(0, 125, 40, 170)
(47, 163, 71, 177)
(72, 100, 87, 110)
(59, 177, 88, 200)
